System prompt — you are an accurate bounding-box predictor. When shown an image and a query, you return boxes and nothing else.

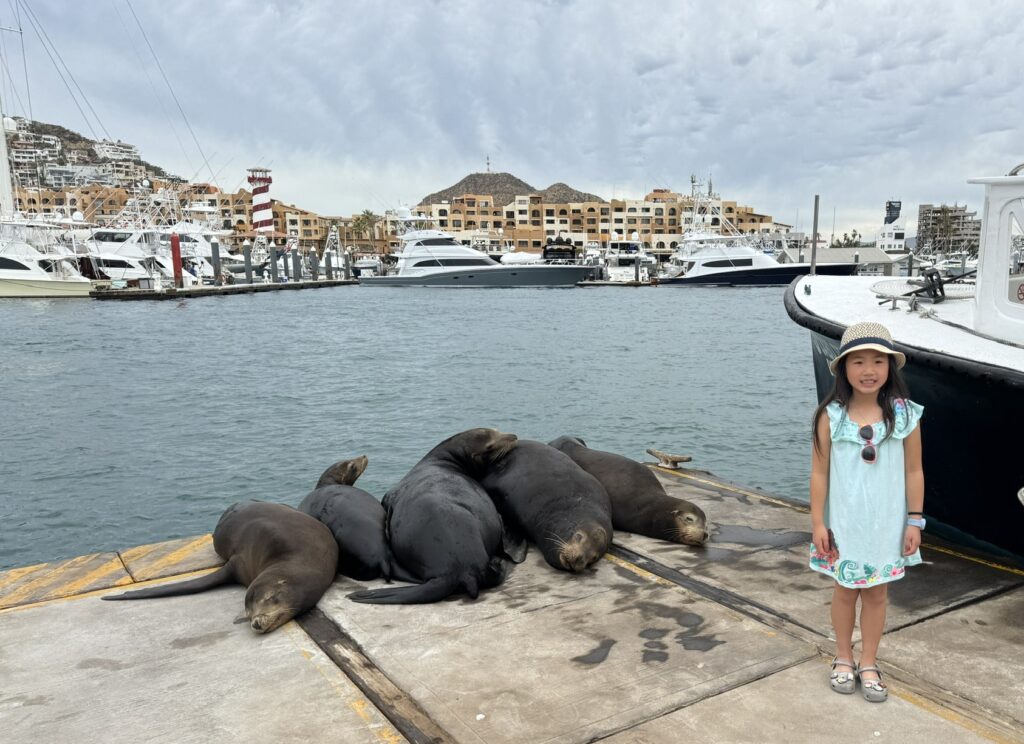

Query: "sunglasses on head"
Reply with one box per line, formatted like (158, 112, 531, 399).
(859, 425, 876, 463)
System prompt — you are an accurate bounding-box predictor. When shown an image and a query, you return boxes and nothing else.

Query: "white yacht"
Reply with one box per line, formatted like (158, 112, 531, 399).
(659, 232, 858, 286)
(604, 237, 656, 282)
(0, 238, 92, 297)
(360, 210, 596, 287)
(786, 167, 1024, 558)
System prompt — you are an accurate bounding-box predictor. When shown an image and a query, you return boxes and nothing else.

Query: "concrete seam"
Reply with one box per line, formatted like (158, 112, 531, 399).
(297, 608, 451, 744)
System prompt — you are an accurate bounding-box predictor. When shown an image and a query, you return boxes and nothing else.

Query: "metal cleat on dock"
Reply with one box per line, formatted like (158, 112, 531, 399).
(646, 448, 692, 469)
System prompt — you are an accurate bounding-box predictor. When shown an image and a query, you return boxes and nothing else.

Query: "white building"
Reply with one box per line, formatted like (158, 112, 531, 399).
(93, 139, 140, 161)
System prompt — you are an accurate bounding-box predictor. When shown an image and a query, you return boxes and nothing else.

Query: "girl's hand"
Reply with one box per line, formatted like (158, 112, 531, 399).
(813, 524, 834, 558)
(903, 526, 921, 556)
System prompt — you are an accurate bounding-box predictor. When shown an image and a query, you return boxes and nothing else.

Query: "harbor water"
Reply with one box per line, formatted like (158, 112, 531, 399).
(0, 286, 817, 571)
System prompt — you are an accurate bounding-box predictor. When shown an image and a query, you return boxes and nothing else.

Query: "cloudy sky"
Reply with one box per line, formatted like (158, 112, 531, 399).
(4, 0, 1022, 236)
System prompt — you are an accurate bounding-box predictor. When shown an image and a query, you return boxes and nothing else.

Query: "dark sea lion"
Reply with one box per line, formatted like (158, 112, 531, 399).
(480, 439, 613, 572)
(347, 428, 522, 604)
(548, 436, 709, 545)
(298, 455, 417, 582)
(314, 454, 368, 488)
(102, 502, 338, 633)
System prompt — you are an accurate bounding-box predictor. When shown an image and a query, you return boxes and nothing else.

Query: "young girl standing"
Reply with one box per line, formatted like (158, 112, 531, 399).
(809, 321, 925, 703)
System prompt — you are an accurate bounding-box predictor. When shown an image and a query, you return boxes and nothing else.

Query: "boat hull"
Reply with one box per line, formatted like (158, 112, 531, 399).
(359, 264, 597, 287)
(784, 282, 1024, 558)
(660, 262, 858, 286)
(0, 278, 94, 298)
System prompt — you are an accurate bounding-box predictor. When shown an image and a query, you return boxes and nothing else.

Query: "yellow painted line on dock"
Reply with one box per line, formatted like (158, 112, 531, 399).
(890, 686, 1018, 744)
(654, 466, 802, 510)
(602, 552, 677, 588)
(921, 543, 1024, 578)
(0, 553, 132, 609)
(121, 534, 218, 582)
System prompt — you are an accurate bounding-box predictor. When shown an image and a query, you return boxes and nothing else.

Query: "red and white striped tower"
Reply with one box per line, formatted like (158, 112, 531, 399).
(247, 167, 274, 234)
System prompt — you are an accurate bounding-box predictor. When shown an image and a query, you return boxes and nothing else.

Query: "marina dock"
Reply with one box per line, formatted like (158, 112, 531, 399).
(2, 468, 1021, 743)
(89, 278, 359, 301)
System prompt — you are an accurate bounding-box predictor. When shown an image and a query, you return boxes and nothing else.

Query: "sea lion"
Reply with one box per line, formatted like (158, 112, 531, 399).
(347, 428, 523, 604)
(298, 455, 417, 582)
(480, 439, 613, 572)
(102, 502, 338, 633)
(548, 436, 709, 545)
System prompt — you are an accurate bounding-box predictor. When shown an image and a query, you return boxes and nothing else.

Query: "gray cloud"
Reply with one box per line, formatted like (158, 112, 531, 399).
(9, 0, 1024, 236)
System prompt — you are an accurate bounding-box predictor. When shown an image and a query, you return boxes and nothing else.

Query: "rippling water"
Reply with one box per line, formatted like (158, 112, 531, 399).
(0, 286, 816, 570)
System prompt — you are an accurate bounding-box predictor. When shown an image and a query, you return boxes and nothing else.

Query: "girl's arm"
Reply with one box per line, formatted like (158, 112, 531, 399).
(903, 424, 925, 555)
(810, 412, 832, 556)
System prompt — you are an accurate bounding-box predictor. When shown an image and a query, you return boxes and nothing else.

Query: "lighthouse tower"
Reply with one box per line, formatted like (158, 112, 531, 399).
(248, 167, 274, 233)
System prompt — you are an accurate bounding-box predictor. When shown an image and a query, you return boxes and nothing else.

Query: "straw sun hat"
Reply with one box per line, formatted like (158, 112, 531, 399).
(828, 321, 907, 375)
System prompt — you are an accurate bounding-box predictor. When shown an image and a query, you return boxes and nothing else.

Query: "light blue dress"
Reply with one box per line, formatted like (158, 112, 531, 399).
(809, 398, 924, 588)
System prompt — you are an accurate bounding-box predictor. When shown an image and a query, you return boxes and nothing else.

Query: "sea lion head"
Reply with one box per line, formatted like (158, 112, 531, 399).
(315, 454, 369, 488)
(551, 521, 609, 572)
(451, 428, 518, 471)
(670, 502, 709, 546)
(244, 576, 300, 634)
(548, 435, 587, 450)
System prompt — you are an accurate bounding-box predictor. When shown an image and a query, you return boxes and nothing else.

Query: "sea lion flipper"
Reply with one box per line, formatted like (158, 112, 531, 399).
(501, 522, 528, 564)
(102, 559, 236, 601)
(347, 576, 458, 605)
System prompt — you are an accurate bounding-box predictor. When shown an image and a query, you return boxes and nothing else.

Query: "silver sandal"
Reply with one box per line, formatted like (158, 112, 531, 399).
(858, 665, 888, 702)
(829, 657, 857, 694)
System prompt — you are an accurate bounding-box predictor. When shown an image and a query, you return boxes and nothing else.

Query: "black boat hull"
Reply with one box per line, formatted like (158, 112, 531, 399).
(785, 283, 1024, 559)
(660, 262, 858, 286)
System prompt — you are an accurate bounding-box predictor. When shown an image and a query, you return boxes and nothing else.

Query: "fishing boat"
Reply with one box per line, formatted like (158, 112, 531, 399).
(785, 167, 1024, 557)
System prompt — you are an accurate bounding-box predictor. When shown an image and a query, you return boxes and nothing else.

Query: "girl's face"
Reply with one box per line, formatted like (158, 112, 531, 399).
(844, 349, 890, 396)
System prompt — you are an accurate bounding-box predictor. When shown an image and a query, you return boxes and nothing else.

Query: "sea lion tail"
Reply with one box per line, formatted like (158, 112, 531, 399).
(101, 560, 235, 601)
(346, 576, 459, 604)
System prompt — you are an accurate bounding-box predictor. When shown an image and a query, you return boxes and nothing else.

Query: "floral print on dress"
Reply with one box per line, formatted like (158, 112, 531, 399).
(809, 544, 907, 585)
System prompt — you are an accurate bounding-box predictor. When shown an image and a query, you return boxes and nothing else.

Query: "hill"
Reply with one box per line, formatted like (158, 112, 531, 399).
(419, 173, 606, 207)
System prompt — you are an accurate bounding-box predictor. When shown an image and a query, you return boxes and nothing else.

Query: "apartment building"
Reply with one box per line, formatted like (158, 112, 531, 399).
(917, 203, 981, 253)
(415, 184, 787, 258)
(93, 140, 140, 161)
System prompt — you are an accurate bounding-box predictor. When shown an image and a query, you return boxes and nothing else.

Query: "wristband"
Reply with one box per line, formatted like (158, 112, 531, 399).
(906, 517, 926, 529)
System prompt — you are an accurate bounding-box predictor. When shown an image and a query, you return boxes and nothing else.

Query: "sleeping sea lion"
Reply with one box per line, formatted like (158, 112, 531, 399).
(548, 436, 709, 545)
(102, 501, 338, 633)
(347, 428, 523, 604)
(480, 440, 612, 572)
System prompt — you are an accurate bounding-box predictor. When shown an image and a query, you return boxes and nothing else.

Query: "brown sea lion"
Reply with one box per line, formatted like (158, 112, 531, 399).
(480, 440, 612, 572)
(548, 436, 709, 546)
(347, 428, 523, 604)
(102, 502, 338, 633)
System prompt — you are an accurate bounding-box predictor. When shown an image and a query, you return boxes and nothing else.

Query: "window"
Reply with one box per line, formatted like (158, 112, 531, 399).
(704, 258, 753, 267)
(545, 209, 555, 217)
(413, 259, 443, 267)
(439, 258, 494, 266)
(0, 257, 30, 270)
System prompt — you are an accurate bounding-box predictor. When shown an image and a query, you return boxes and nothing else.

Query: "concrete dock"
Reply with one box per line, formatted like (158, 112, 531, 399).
(2, 468, 1021, 743)
(89, 278, 358, 300)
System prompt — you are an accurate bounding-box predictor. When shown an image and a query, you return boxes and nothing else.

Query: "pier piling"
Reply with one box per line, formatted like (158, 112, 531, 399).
(243, 246, 253, 284)
(170, 233, 183, 288)
(292, 249, 302, 282)
(310, 252, 320, 280)
(324, 251, 333, 280)
(211, 240, 222, 286)
(270, 245, 279, 283)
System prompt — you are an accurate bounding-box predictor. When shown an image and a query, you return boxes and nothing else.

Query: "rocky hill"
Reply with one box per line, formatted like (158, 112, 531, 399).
(420, 172, 606, 207)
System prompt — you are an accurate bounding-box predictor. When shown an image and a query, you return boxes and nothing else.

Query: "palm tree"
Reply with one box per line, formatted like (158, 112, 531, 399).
(351, 210, 381, 251)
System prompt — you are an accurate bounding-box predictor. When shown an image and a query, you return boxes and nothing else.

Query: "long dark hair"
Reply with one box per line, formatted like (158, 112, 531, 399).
(812, 355, 911, 453)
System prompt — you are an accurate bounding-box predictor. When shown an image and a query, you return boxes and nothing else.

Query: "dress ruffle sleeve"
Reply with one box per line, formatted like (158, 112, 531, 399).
(890, 399, 924, 440)
(825, 401, 861, 444)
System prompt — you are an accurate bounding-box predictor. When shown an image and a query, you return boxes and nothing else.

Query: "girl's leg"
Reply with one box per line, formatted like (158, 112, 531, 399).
(858, 583, 889, 682)
(831, 583, 859, 667)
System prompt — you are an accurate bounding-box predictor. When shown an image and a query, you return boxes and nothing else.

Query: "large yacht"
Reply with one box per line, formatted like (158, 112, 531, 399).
(659, 232, 858, 286)
(0, 237, 92, 297)
(785, 167, 1024, 558)
(360, 210, 597, 287)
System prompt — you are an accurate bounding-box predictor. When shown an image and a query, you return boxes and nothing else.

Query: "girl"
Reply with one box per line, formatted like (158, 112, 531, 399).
(809, 321, 925, 703)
